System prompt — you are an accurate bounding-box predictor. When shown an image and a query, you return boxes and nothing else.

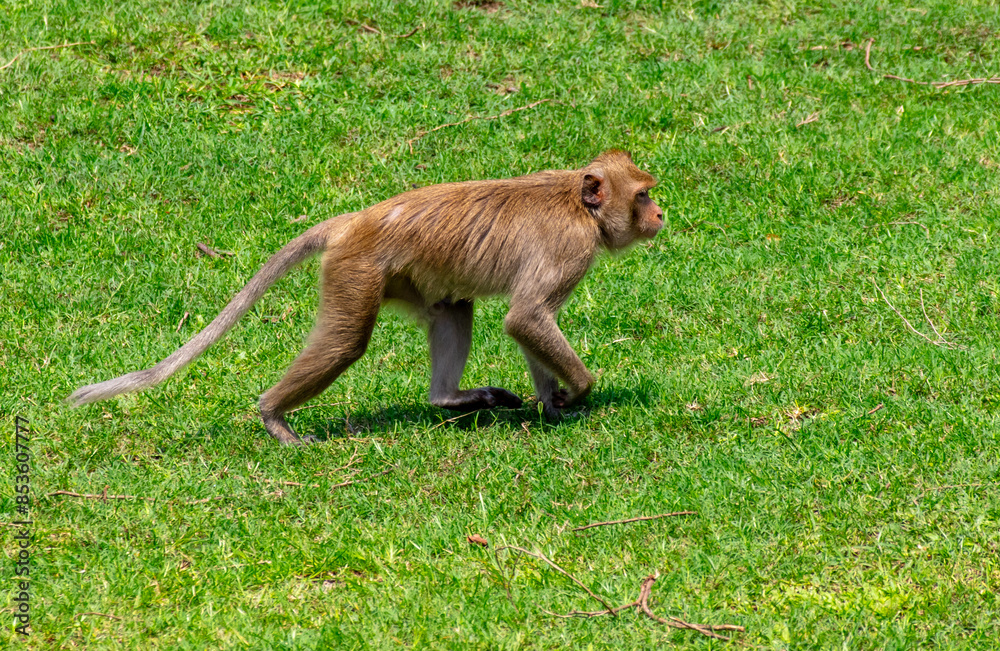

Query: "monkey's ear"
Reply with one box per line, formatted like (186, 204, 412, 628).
(582, 172, 605, 208)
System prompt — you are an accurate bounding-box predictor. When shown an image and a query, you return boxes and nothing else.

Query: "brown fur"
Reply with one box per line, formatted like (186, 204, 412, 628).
(68, 150, 663, 445)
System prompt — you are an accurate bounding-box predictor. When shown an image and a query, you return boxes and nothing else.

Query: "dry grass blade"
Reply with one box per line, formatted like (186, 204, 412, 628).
(406, 99, 553, 152)
(865, 38, 997, 88)
(913, 481, 1000, 504)
(572, 511, 696, 532)
(0, 40, 95, 72)
(329, 465, 394, 489)
(496, 545, 616, 614)
(544, 603, 636, 618)
(796, 112, 820, 128)
(48, 490, 227, 506)
(933, 77, 1000, 88)
(48, 490, 156, 502)
(873, 281, 959, 349)
(75, 612, 123, 620)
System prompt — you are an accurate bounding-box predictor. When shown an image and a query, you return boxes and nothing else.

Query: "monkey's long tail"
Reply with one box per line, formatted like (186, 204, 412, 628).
(66, 221, 332, 407)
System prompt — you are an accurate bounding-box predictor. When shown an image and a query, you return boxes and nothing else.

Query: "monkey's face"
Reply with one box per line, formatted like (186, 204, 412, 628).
(632, 187, 664, 240)
(583, 150, 663, 250)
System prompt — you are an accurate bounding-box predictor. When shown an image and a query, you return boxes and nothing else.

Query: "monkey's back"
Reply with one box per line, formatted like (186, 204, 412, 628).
(352, 171, 600, 303)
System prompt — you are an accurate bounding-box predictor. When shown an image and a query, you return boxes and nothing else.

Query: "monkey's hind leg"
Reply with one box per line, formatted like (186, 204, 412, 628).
(259, 264, 383, 445)
(519, 348, 564, 420)
(428, 299, 523, 412)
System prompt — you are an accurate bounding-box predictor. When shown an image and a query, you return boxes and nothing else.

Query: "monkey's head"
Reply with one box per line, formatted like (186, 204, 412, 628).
(581, 150, 663, 250)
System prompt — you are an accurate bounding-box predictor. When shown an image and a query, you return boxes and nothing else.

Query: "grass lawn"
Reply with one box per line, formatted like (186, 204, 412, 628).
(3, 0, 1000, 648)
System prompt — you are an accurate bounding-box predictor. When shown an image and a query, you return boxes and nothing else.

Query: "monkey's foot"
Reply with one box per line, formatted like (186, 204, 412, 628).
(540, 388, 580, 420)
(261, 414, 313, 446)
(433, 387, 523, 412)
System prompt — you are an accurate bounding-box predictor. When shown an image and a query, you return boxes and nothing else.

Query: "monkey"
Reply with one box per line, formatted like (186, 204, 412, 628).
(67, 150, 663, 445)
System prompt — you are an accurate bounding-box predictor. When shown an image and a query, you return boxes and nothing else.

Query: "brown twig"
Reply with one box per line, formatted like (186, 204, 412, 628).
(913, 481, 1000, 504)
(865, 38, 998, 88)
(638, 575, 741, 640)
(197, 242, 233, 258)
(406, 99, 553, 152)
(0, 41, 95, 72)
(175, 311, 190, 333)
(873, 282, 958, 349)
(572, 511, 696, 532)
(496, 545, 616, 614)
(547, 573, 744, 640)
(866, 403, 884, 416)
(394, 27, 421, 38)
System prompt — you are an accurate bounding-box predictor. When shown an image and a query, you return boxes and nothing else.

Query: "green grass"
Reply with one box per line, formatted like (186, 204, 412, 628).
(3, 0, 1000, 647)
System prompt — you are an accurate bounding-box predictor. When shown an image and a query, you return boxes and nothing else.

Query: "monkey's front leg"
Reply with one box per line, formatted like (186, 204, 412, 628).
(427, 299, 523, 411)
(504, 305, 595, 419)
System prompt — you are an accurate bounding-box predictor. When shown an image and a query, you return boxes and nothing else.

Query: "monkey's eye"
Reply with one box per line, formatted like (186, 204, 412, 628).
(637, 190, 649, 200)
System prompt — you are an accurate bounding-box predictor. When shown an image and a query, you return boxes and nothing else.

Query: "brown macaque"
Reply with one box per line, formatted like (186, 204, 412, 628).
(68, 150, 663, 445)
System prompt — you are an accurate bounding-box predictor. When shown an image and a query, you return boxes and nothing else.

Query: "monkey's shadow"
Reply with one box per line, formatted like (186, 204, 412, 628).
(291, 385, 654, 442)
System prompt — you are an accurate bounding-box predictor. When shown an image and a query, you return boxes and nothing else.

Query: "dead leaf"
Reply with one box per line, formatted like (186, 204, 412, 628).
(467, 534, 489, 547)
